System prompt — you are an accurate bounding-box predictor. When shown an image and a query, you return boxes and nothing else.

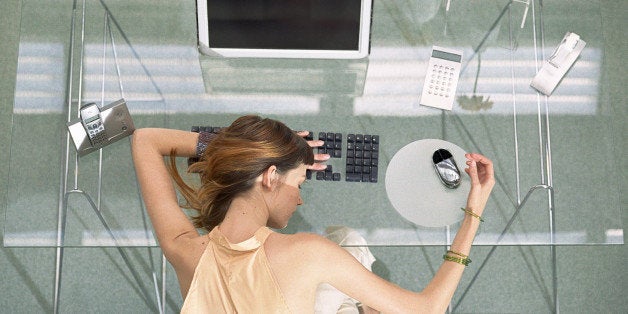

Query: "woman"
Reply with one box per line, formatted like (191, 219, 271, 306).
(131, 115, 495, 313)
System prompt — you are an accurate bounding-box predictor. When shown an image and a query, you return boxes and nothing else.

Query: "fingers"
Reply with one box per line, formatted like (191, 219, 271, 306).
(465, 153, 495, 188)
(465, 158, 480, 185)
(466, 153, 493, 168)
(465, 153, 493, 172)
(307, 163, 328, 171)
(296, 131, 331, 171)
(314, 152, 330, 161)
(296, 131, 325, 149)
(309, 152, 330, 171)
(296, 131, 321, 148)
(296, 130, 310, 137)
(308, 139, 325, 148)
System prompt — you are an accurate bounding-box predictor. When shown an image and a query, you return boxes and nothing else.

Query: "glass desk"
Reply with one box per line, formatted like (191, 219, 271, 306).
(6, 0, 621, 248)
(5, 0, 623, 313)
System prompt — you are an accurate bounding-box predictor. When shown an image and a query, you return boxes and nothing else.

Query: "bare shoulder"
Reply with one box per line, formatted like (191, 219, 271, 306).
(266, 232, 338, 257)
(263, 231, 348, 302)
(264, 231, 351, 273)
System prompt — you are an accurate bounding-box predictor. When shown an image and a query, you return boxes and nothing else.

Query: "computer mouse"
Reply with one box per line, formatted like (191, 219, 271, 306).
(432, 148, 461, 189)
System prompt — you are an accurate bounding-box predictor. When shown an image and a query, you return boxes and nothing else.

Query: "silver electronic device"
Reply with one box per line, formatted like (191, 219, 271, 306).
(80, 102, 108, 146)
(67, 99, 135, 156)
(530, 32, 586, 96)
(420, 46, 463, 111)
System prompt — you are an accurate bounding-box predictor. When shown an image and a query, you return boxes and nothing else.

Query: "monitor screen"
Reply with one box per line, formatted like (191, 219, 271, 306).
(197, 0, 372, 59)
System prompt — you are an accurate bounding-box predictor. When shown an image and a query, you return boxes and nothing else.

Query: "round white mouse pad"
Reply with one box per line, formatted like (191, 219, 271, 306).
(385, 139, 469, 227)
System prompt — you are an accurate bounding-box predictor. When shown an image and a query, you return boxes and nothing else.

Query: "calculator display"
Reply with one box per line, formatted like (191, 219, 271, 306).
(432, 50, 462, 63)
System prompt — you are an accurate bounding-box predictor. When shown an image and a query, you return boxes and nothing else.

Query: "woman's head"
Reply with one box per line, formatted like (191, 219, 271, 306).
(170, 115, 314, 231)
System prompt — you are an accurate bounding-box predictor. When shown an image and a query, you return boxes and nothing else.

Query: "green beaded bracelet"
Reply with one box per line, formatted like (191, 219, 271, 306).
(443, 254, 471, 266)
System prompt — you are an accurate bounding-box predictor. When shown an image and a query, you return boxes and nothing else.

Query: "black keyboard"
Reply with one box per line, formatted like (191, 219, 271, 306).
(190, 127, 380, 183)
(305, 131, 380, 183)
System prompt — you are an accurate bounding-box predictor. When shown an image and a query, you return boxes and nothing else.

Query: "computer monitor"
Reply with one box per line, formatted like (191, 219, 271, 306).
(196, 0, 373, 59)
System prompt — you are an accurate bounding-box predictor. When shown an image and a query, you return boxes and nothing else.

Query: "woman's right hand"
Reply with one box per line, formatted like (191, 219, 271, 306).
(463, 153, 495, 216)
(296, 130, 330, 171)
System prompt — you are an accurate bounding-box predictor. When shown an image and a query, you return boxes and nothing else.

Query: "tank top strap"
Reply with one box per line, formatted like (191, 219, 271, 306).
(254, 226, 274, 243)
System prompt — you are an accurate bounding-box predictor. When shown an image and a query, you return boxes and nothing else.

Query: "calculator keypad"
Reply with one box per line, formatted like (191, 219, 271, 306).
(427, 64, 456, 98)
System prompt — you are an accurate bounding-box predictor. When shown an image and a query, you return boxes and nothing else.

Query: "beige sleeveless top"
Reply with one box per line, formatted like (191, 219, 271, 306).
(180, 226, 291, 314)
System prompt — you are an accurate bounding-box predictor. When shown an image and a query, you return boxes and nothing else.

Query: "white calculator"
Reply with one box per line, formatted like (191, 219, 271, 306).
(420, 46, 463, 110)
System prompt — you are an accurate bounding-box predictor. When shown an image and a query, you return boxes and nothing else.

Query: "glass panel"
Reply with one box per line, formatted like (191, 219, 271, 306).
(5, 0, 621, 247)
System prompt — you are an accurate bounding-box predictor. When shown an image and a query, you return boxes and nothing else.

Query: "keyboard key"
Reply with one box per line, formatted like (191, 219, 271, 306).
(325, 172, 333, 181)
(370, 172, 378, 183)
(346, 173, 362, 182)
(316, 171, 325, 180)
(332, 173, 341, 181)
(347, 134, 356, 143)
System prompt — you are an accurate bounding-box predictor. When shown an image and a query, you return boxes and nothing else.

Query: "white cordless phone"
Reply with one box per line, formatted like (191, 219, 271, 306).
(420, 46, 463, 111)
(530, 32, 585, 96)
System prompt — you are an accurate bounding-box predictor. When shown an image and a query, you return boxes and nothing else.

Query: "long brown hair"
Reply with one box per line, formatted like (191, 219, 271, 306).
(168, 115, 314, 231)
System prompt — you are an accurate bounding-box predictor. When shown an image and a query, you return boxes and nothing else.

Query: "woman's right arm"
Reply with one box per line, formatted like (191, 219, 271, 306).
(131, 128, 200, 256)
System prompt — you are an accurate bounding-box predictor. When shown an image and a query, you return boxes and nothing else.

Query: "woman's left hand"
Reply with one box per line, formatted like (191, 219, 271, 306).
(463, 153, 495, 217)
